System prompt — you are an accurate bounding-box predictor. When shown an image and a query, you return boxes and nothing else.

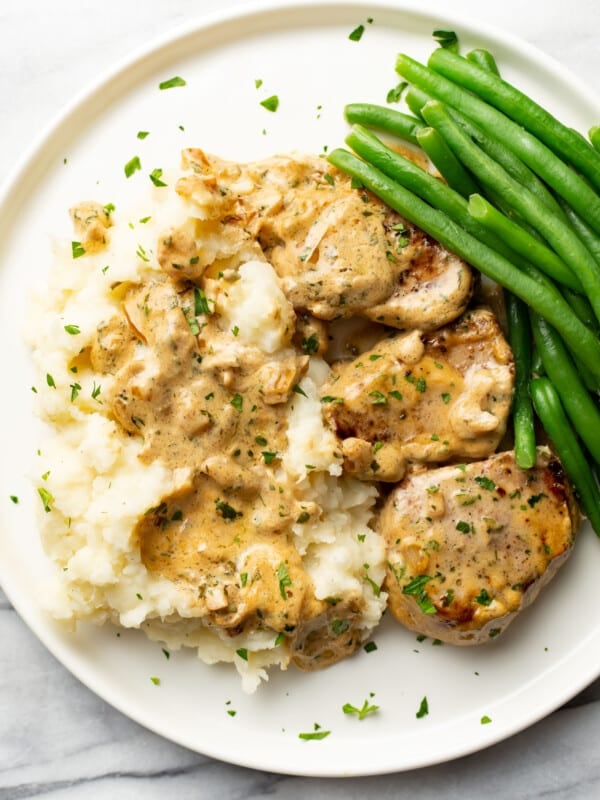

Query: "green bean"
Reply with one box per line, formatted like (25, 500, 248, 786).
(590, 125, 600, 153)
(327, 146, 600, 377)
(395, 54, 600, 233)
(416, 126, 479, 197)
(563, 289, 600, 334)
(531, 312, 600, 464)
(505, 292, 537, 468)
(449, 109, 568, 221)
(344, 103, 423, 145)
(404, 86, 429, 119)
(556, 197, 600, 266)
(530, 378, 600, 536)
(421, 101, 600, 323)
(531, 346, 545, 377)
(467, 194, 583, 292)
(346, 125, 577, 297)
(466, 49, 500, 75)
(428, 48, 600, 191)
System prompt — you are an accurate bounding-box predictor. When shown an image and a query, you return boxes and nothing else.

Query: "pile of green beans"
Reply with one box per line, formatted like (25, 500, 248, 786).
(330, 41, 600, 535)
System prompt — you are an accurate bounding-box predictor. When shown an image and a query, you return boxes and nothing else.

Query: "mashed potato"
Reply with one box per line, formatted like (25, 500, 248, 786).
(28, 155, 387, 691)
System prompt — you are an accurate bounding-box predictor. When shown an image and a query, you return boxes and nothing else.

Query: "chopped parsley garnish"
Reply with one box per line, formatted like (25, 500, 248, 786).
(161, 648, 170, 660)
(369, 354, 382, 361)
(139, 216, 151, 224)
(185, 313, 200, 335)
(456, 520, 471, 534)
(432, 29, 459, 51)
(274, 632, 285, 646)
(320, 395, 343, 404)
(373, 441, 384, 454)
(298, 725, 331, 741)
(302, 333, 319, 355)
(240, 572, 248, 588)
(416, 696, 429, 719)
(38, 487, 54, 513)
(64, 324, 80, 335)
(9, 496, 19, 504)
(475, 476, 496, 491)
(441, 392, 451, 404)
(231, 325, 239, 337)
(348, 24, 365, 41)
(343, 698, 379, 720)
(296, 511, 310, 524)
(415, 377, 427, 392)
(91, 382, 102, 401)
(124, 156, 142, 178)
(323, 172, 335, 187)
(135, 247, 152, 268)
(255, 436, 268, 446)
(368, 390, 387, 405)
(363, 641, 377, 653)
(277, 562, 292, 599)
(230, 393, 243, 412)
(236, 648, 248, 661)
(386, 80, 407, 104)
(254, 78, 263, 89)
(363, 564, 381, 597)
(194, 287, 211, 315)
(293, 383, 308, 398)
(149, 168, 167, 187)
(150, 676, 161, 685)
(481, 715, 492, 725)
(137, 131, 150, 139)
(389, 390, 403, 401)
(331, 619, 349, 635)
(262, 451, 277, 465)
(46, 373, 56, 388)
(171, 510, 183, 521)
(260, 95, 279, 112)
(215, 498, 242, 520)
(528, 492, 547, 507)
(71, 241, 85, 259)
(475, 588, 493, 606)
(402, 575, 436, 614)
(70, 382, 82, 402)
(159, 76, 187, 90)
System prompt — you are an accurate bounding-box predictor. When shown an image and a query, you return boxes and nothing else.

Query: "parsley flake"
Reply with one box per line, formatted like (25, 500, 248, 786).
(236, 648, 248, 661)
(71, 241, 85, 259)
(349, 24, 365, 41)
(260, 95, 279, 112)
(230, 393, 243, 412)
(137, 131, 150, 139)
(277, 562, 292, 600)
(386, 81, 408, 104)
(159, 76, 187, 90)
(343, 698, 379, 719)
(481, 715, 492, 725)
(416, 696, 429, 719)
(149, 168, 167, 187)
(124, 156, 142, 178)
(64, 324, 80, 335)
(150, 676, 161, 685)
(38, 487, 54, 513)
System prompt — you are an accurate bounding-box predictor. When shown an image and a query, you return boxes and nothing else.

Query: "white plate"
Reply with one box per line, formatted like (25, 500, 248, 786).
(1, 0, 599, 778)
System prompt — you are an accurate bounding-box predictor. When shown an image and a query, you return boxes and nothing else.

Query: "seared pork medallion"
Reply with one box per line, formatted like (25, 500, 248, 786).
(379, 449, 578, 644)
(174, 149, 474, 327)
(322, 308, 514, 482)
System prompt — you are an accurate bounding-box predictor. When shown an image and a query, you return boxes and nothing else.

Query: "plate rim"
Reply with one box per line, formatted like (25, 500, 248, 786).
(1, 0, 600, 777)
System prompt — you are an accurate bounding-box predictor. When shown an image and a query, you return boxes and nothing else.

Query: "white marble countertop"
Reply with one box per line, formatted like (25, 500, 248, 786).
(1, 0, 600, 796)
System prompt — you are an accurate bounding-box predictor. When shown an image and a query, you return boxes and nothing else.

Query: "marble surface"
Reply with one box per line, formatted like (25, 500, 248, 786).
(1, 0, 600, 796)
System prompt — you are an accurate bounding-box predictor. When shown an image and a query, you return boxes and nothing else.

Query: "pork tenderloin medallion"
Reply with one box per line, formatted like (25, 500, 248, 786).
(175, 148, 474, 326)
(379, 449, 579, 644)
(321, 308, 514, 482)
